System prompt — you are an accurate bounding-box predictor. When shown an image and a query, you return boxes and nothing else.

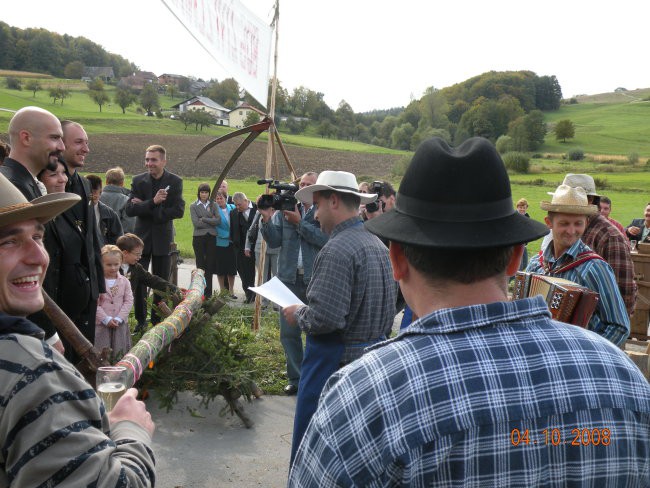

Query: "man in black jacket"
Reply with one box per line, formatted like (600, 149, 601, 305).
(1, 106, 65, 351)
(55, 120, 106, 361)
(126, 145, 185, 325)
(231, 192, 257, 303)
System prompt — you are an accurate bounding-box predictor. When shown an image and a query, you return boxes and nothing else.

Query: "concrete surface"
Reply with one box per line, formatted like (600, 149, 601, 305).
(148, 391, 295, 487)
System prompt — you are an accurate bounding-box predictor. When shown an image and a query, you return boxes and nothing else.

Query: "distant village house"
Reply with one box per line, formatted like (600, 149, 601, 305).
(228, 101, 266, 129)
(171, 96, 230, 126)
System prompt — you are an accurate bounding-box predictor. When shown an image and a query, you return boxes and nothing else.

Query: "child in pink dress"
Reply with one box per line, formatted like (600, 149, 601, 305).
(95, 245, 134, 356)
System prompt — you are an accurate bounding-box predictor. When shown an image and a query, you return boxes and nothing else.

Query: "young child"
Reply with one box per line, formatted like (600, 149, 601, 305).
(116, 233, 181, 334)
(95, 245, 134, 356)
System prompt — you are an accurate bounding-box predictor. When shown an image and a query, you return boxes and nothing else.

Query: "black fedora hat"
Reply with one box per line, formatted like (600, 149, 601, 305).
(365, 137, 549, 248)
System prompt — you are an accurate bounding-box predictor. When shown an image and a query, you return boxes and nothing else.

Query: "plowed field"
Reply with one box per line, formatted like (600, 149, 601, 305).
(87, 134, 402, 180)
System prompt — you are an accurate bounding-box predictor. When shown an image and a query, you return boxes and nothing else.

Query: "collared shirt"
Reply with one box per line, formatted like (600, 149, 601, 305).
(289, 297, 650, 487)
(261, 204, 328, 284)
(582, 214, 636, 315)
(295, 216, 397, 364)
(526, 238, 630, 346)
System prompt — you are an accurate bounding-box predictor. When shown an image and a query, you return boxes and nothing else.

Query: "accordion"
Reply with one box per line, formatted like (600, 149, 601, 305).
(512, 272, 599, 327)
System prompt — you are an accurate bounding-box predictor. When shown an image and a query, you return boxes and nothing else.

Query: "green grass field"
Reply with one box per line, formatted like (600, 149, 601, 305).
(541, 101, 650, 157)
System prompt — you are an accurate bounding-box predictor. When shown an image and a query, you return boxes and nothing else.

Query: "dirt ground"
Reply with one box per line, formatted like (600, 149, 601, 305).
(86, 133, 402, 180)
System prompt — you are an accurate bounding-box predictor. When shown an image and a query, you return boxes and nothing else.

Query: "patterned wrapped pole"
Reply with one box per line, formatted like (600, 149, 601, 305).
(116, 269, 206, 387)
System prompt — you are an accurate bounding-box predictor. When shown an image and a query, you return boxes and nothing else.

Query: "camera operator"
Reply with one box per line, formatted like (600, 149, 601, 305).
(363, 180, 396, 222)
(259, 172, 328, 396)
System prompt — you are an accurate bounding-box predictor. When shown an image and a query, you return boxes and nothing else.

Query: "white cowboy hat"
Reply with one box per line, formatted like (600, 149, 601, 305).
(0, 172, 80, 228)
(540, 184, 599, 215)
(295, 170, 377, 205)
(561, 173, 600, 197)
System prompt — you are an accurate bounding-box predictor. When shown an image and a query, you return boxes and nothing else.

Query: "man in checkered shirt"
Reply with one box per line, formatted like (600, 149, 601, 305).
(288, 137, 650, 487)
(283, 170, 398, 465)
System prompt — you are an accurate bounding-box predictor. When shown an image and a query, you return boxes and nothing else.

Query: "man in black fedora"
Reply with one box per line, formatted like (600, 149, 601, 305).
(288, 137, 650, 487)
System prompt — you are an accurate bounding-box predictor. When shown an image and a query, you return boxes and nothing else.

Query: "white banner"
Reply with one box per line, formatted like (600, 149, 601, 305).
(161, 0, 272, 108)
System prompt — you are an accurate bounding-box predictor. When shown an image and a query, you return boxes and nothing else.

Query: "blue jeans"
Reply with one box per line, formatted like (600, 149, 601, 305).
(279, 274, 306, 387)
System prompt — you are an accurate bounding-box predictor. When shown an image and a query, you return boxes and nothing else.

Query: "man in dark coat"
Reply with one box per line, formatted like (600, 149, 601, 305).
(125, 145, 185, 325)
(57, 120, 106, 362)
(0, 106, 65, 351)
(230, 192, 257, 303)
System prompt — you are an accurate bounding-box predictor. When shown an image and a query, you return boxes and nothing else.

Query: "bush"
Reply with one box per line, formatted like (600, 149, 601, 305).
(566, 148, 584, 161)
(531, 153, 543, 159)
(593, 177, 609, 189)
(628, 152, 639, 165)
(495, 135, 513, 154)
(502, 151, 530, 173)
(391, 154, 412, 178)
(5, 76, 21, 90)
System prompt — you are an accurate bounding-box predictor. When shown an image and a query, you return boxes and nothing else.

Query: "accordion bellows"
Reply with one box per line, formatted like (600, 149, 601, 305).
(513, 272, 599, 327)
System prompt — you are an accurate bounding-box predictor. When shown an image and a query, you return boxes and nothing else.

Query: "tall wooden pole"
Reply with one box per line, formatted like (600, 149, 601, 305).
(254, 0, 281, 331)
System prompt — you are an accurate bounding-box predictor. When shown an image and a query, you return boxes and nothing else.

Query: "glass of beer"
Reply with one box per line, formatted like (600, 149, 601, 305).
(96, 366, 127, 411)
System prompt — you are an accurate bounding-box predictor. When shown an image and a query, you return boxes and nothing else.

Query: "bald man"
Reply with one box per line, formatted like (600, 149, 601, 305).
(1, 106, 63, 200)
(1, 106, 65, 351)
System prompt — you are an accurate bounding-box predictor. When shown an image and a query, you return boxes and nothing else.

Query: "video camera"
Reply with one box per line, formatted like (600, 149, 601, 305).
(365, 181, 385, 213)
(257, 178, 299, 211)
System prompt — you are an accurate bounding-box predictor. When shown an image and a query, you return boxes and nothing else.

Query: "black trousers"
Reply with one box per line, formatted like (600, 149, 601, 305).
(136, 253, 172, 325)
(192, 234, 216, 296)
(236, 249, 256, 301)
(62, 298, 97, 364)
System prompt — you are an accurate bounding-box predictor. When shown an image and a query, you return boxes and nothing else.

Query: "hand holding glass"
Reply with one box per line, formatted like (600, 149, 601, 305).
(96, 366, 127, 411)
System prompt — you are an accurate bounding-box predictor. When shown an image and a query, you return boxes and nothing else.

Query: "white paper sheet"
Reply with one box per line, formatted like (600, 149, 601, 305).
(249, 276, 305, 308)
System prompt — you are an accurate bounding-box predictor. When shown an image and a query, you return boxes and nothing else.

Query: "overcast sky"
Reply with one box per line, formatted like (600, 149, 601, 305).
(3, 0, 649, 112)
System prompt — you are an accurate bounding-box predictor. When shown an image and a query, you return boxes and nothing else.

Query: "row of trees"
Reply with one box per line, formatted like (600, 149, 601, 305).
(248, 70, 563, 151)
(0, 22, 136, 80)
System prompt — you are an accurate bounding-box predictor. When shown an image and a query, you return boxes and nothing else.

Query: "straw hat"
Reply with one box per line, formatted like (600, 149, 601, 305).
(540, 185, 599, 215)
(0, 172, 80, 228)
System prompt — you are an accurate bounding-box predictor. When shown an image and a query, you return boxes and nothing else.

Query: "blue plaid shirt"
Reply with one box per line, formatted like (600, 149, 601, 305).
(526, 238, 630, 346)
(288, 296, 650, 487)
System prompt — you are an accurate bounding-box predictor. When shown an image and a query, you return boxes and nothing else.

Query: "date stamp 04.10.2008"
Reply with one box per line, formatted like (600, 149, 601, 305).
(510, 428, 611, 447)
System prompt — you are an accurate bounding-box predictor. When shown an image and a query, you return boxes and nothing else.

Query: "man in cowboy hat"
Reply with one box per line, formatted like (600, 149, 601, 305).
(0, 172, 156, 486)
(288, 138, 650, 487)
(526, 184, 630, 346)
(282, 170, 398, 464)
(561, 173, 636, 316)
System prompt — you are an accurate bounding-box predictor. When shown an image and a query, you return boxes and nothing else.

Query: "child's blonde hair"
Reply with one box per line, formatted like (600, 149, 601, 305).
(101, 244, 123, 263)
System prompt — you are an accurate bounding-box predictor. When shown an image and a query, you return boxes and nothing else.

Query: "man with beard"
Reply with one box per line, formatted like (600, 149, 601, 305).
(1, 106, 62, 201)
(1, 106, 65, 350)
(54, 120, 105, 361)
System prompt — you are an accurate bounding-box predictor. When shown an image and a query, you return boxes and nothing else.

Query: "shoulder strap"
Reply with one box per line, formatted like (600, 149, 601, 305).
(549, 250, 605, 275)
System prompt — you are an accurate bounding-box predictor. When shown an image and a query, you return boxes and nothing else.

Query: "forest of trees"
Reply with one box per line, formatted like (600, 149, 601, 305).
(0, 22, 135, 79)
(0, 22, 563, 151)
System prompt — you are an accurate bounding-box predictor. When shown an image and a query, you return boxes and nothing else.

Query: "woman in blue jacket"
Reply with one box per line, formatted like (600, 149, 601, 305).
(215, 191, 237, 298)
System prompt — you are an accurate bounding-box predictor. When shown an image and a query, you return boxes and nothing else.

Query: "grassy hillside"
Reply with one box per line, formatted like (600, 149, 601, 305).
(1, 73, 648, 158)
(541, 100, 650, 156)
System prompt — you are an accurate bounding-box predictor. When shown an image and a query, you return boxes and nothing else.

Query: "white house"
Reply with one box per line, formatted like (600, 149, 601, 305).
(171, 96, 230, 126)
(228, 101, 266, 129)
